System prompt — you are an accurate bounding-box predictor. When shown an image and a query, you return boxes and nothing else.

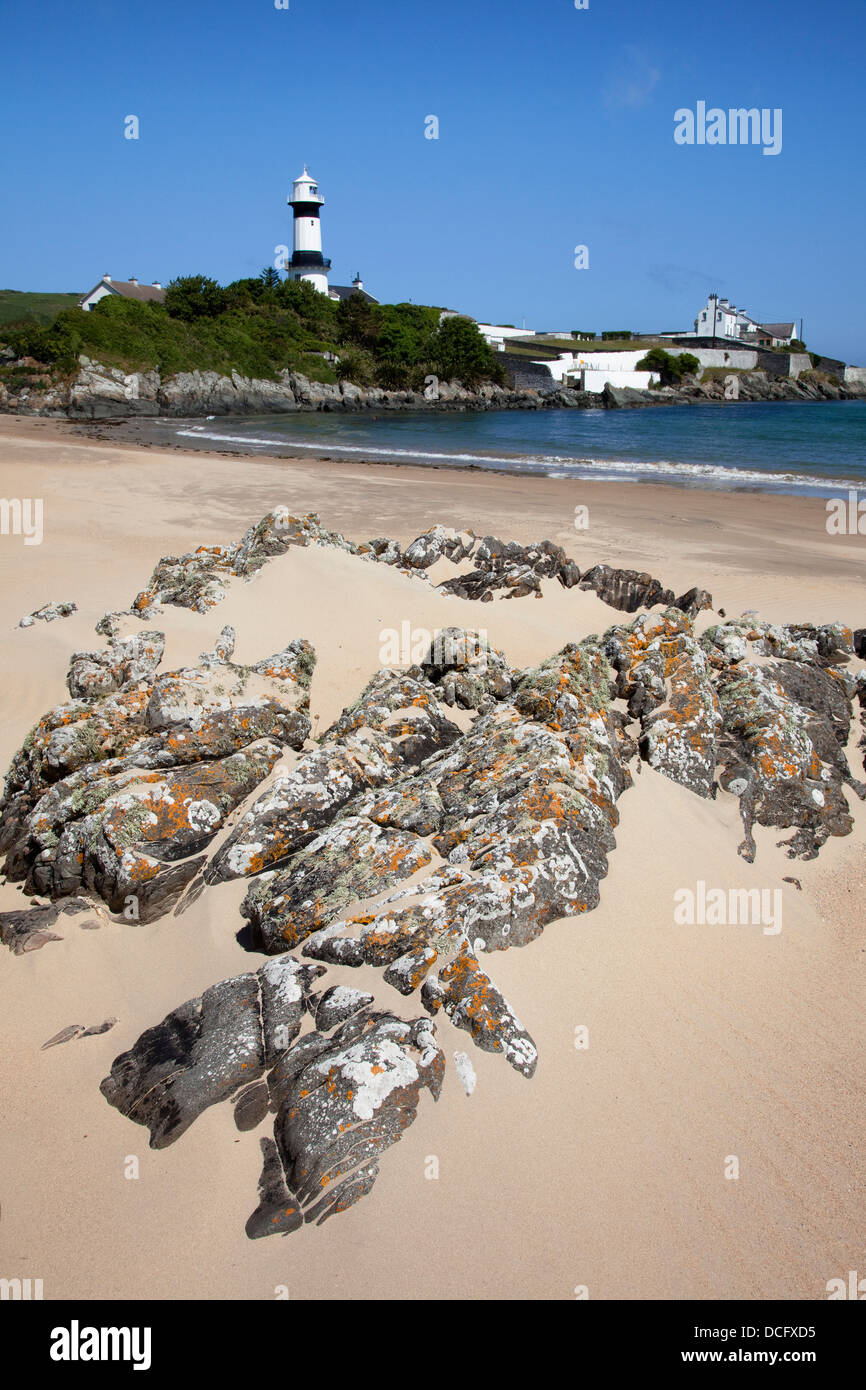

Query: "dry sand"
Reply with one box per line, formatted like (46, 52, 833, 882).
(0, 415, 863, 1300)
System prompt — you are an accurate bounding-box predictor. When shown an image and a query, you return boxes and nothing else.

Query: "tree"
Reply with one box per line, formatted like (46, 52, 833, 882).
(259, 266, 281, 290)
(336, 291, 380, 351)
(636, 347, 700, 385)
(429, 315, 505, 388)
(164, 275, 229, 321)
(224, 277, 267, 309)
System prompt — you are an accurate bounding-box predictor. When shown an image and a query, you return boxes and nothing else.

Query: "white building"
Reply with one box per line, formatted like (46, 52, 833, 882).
(476, 323, 536, 350)
(79, 275, 165, 311)
(687, 294, 798, 346)
(540, 349, 658, 392)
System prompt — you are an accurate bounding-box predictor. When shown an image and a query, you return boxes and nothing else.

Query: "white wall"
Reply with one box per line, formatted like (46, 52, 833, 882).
(294, 215, 322, 254)
(478, 324, 534, 347)
(691, 348, 757, 370)
(574, 346, 757, 371)
(844, 366, 866, 385)
(538, 354, 657, 390)
(581, 369, 657, 392)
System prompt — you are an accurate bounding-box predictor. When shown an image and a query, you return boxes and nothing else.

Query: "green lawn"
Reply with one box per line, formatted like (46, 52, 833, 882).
(505, 334, 677, 357)
(0, 289, 82, 329)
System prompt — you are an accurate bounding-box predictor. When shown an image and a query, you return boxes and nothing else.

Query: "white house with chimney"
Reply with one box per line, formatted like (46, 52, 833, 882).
(682, 294, 798, 346)
(79, 275, 165, 311)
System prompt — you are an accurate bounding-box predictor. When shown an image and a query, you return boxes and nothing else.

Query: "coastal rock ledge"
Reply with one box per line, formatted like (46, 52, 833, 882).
(3, 355, 864, 418)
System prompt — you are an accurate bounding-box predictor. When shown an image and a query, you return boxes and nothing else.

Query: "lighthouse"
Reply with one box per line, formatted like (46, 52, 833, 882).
(287, 167, 331, 295)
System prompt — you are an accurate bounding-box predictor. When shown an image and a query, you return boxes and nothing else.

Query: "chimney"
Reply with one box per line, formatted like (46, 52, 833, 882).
(102, 273, 112, 282)
(129, 276, 139, 286)
(352, 271, 363, 290)
(152, 281, 162, 289)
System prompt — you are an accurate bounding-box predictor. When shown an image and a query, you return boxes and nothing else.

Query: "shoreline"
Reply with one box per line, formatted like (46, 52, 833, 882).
(60, 403, 866, 502)
(1, 413, 863, 609)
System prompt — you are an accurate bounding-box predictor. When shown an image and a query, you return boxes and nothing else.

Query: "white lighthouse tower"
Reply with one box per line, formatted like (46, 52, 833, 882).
(287, 167, 331, 295)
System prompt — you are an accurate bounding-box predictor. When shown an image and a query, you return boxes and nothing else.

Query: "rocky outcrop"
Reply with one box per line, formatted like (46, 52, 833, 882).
(118, 507, 705, 623)
(0, 627, 315, 920)
(19, 601, 77, 628)
(6, 352, 863, 419)
(2, 507, 864, 1241)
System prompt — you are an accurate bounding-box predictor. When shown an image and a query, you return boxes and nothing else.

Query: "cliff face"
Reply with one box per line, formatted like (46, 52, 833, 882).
(0, 354, 863, 419)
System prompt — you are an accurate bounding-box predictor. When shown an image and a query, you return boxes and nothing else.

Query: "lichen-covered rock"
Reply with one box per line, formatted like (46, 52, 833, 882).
(703, 619, 855, 672)
(605, 610, 721, 797)
(208, 670, 458, 884)
(422, 942, 537, 1078)
(145, 642, 313, 759)
(579, 565, 675, 613)
(420, 627, 512, 709)
(259, 1011, 444, 1231)
(199, 625, 236, 666)
(95, 610, 133, 638)
(67, 632, 165, 700)
(242, 815, 434, 953)
(322, 669, 462, 764)
(716, 663, 855, 860)
(6, 503, 861, 1244)
(310, 984, 375, 1032)
(131, 508, 365, 617)
(0, 625, 317, 918)
(102, 975, 444, 1236)
(0, 689, 154, 843)
(10, 739, 282, 917)
(100, 955, 326, 1146)
(402, 525, 475, 569)
(132, 543, 238, 615)
(19, 601, 77, 628)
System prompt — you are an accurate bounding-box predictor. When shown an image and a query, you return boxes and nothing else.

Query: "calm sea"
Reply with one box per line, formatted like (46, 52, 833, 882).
(172, 399, 866, 498)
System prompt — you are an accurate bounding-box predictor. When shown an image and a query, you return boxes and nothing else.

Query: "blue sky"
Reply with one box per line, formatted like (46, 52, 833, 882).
(2, 0, 865, 361)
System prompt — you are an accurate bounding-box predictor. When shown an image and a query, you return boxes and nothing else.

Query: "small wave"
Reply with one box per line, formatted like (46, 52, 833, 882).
(174, 428, 862, 495)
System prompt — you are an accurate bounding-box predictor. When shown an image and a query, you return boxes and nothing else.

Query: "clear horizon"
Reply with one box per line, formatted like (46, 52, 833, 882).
(2, 0, 864, 362)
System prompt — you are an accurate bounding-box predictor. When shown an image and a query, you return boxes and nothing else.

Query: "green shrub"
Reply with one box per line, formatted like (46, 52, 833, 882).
(636, 347, 700, 385)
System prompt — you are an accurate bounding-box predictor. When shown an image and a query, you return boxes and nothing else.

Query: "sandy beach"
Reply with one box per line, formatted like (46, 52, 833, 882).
(0, 413, 863, 1301)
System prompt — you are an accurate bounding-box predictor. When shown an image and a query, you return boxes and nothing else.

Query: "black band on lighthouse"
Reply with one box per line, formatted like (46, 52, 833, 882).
(290, 202, 322, 217)
(289, 251, 331, 269)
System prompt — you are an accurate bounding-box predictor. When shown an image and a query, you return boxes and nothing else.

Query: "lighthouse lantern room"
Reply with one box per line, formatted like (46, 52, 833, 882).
(287, 167, 331, 295)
